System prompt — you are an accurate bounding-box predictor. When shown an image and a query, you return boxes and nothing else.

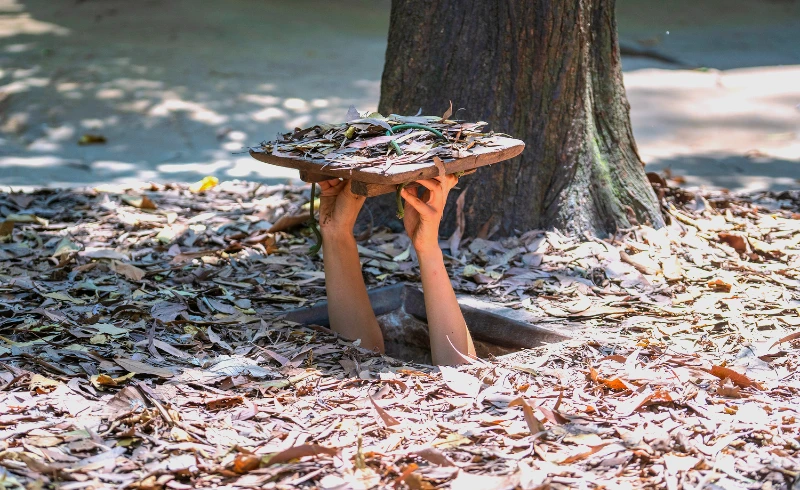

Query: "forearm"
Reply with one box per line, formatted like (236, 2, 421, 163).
(321, 233, 384, 352)
(417, 248, 475, 365)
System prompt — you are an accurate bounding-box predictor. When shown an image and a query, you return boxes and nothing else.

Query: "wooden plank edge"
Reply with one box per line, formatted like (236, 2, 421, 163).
(249, 138, 525, 185)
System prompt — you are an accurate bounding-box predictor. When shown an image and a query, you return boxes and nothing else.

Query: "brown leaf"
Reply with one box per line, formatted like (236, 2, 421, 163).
(509, 397, 546, 435)
(441, 100, 453, 121)
(150, 302, 187, 322)
(369, 395, 400, 427)
(114, 357, 174, 378)
(0, 221, 13, 236)
(413, 447, 456, 467)
(107, 386, 147, 415)
(260, 348, 290, 366)
(706, 365, 763, 390)
(7, 192, 36, 209)
(617, 388, 673, 416)
(589, 367, 633, 391)
(206, 395, 243, 411)
(557, 443, 613, 464)
(150, 339, 190, 359)
(620, 250, 660, 275)
(268, 212, 310, 233)
(770, 331, 800, 350)
(121, 195, 157, 210)
(392, 463, 420, 488)
(264, 444, 338, 465)
(718, 232, 750, 254)
(707, 278, 733, 292)
(207, 327, 233, 352)
(538, 406, 569, 425)
(233, 453, 262, 474)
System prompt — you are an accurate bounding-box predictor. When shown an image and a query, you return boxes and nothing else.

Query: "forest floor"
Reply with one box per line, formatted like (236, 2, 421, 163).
(0, 179, 799, 489)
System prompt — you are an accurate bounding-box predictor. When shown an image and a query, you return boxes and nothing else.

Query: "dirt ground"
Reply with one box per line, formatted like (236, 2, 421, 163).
(0, 0, 799, 191)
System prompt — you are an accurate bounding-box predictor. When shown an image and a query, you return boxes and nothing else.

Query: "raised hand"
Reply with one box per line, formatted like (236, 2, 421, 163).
(400, 174, 459, 256)
(317, 179, 365, 237)
(316, 178, 384, 353)
(400, 173, 474, 364)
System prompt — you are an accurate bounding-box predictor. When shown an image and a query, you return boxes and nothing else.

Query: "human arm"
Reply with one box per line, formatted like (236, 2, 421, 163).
(317, 179, 384, 353)
(401, 176, 476, 365)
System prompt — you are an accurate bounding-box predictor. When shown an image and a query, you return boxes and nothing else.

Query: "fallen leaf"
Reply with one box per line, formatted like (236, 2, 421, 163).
(413, 447, 456, 467)
(0, 221, 13, 236)
(770, 331, 800, 350)
(441, 100, 453, 121)
(509, 397, 546, 435)
(112, 262, 145, 281)
(439, 366, 481, 398)
(706, 365, 763, 390)
(264, 444, 338, 465)
(52, 237, 82, 257)
(150, 302, 187, 322)
(114, 357, 174, 378)
(121, 195, 157, 210)
(80, 248, 130, 261)
(189, 175, 219, 193)
(268, 211, 310, 233)
(707, 278, 733, 292)
(663, 454, 700, 473)
(369, 395, 400, 427)
(718, 232, 750, 254)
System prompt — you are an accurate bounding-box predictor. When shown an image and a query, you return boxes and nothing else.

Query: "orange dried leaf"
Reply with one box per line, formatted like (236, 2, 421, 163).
(707, 365, 763, 390)
(392, 463, 419, 488)
(205, 395, 243, 411)
(718, 232, 749, 254)
(707, 278, 732, 292)
(233, 453, 262, 474)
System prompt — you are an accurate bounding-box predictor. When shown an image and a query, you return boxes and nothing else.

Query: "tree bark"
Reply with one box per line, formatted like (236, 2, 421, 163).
(375, 0, 664, 237)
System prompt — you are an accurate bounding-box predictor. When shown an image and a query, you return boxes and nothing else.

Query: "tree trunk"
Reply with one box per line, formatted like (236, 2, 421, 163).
(375, 0, 664, 237)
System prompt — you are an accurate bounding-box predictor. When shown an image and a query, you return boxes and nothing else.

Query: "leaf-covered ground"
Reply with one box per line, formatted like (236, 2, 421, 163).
(0, 180, 798, 489)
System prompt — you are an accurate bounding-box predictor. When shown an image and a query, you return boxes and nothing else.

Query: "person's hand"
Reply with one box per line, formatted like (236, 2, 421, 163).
(401, 174, 459, 256)
(317, 179, 365, 238)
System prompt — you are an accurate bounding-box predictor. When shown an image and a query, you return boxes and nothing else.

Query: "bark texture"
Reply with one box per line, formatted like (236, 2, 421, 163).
(376, 0, 664, 237)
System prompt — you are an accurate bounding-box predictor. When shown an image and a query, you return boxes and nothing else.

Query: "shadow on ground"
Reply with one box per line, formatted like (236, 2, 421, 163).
(647, 154, 800, 192)
(0, 0, 798, 192)
(0, 0, 388, 188)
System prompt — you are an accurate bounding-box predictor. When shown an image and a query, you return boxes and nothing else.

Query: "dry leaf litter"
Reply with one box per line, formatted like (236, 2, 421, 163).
(251, 105, 496, 174)
(0, 178, 798, 489)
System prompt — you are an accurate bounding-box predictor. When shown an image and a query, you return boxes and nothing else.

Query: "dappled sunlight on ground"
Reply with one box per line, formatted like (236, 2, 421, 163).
(0, 0, 798, 194)
(624, 65, 800, 191)
(0, 0, 387, 188)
